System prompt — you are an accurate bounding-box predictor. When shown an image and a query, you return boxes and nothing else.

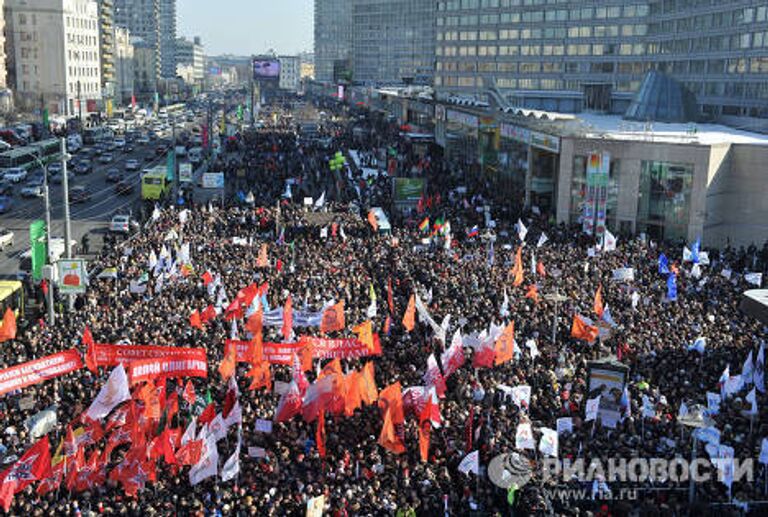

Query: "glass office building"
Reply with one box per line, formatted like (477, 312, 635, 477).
(314, 0, 353, 82)
(434, 0, 768, 119)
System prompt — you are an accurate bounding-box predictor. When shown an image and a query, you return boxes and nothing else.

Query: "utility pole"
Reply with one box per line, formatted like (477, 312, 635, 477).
(60, 138, 74, 311)
(41, 157, 55, 324)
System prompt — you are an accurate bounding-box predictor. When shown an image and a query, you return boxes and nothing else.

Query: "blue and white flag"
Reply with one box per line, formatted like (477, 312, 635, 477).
(667, 273, 678, 301)
(742, 351, 754, 386)
(755, 342, 765, 393)
(658, 254, 670, 275)
(688, 337, 706, 354)
(487, 240, 495, 267)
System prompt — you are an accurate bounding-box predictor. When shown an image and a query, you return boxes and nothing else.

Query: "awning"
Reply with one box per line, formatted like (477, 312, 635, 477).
(741, 290, 768, 325)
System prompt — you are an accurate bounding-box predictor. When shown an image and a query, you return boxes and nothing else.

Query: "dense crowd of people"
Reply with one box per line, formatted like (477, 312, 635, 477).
(0, 99, 767, 517)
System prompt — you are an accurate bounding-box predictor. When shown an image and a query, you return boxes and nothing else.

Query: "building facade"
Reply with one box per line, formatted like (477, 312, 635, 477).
(351, 0, 435, 85)
(433, 0, 768, 122)
(115, 0, 159, 84)
(176, 36, 203, 83)
(278, 55, 300, 91)
(132, 37, 156, 97)
(96, 0, 115, 102)
(6, 0, 102, 116)
(314, 0, 352, 82)
(114, 26, 133, 103)
(158, 0, 176, 78)
(0, 0, 8, 90)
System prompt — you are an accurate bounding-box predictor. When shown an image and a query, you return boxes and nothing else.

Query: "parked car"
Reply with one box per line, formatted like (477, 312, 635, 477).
(69, 185, 92, 203)
(125, 159, 140, 171)
(0, 196, 13, 214)
(20, 183, 43, 197)
(99, 153, 113, 164)
(114, 178, 134, 195)
(106, 168, 122, 182)
(0, 227, 13, 249)
(2, 167, 27, 183)
(110, 214, 131, 233)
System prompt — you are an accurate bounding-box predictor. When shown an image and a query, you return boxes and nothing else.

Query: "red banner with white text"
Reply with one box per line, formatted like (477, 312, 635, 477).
(0, 349, 83, 396)
(225, 335, 381, 365)
(128, 355, 208, 385)
(92, 343, 207, 366)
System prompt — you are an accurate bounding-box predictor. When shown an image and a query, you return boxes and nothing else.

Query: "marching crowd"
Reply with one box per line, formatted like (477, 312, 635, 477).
(0, 101, 766, 517)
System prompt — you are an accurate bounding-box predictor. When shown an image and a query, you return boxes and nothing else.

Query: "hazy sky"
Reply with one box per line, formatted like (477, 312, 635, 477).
(178, 0, 314, 56)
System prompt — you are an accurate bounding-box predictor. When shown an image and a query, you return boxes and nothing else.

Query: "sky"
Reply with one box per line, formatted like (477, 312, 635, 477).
(178, 0, 314, 56)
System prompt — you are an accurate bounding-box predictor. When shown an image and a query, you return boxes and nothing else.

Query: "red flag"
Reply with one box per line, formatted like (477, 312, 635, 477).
(182, 380, 196, 405)
(418, 398, 432, 463)
(201, 304, 217, 323)
(189, 310, 203, 329)
(0, 308, 17, 343)
(525, 284, 539, 304)
(512, 246, 524, 287)
(83, 326, 97, 374)
(424, 354, 446, 398)
(36, 461, 64, 497)
(571, 314, 599, 343)
(465, 405, 474, 452)
(198, 403, 216, 425)
(282, 295, 293, 342)
(246, 360, 271, 391)
(274, 381, 302, 423)
(367, 210, 378, 231)
(387, 277, 395, 315)
(378, 382, 404, 424)
(378, 409, 405, 454)
(201, 271, 213, 286)
(175, 439, 203, 465)
(593, 284, 605, 318)
(276, 258, 283, 273)
(402, 294, 416, 332)
(537, 261, 547, 277)
(473, 340, 496, 369)
(320, 300, 345, 333)
(0, 436, 51, 511)
(41, 279, 48, 297)
(218, 342, 237, 380)
(316, 411, 327, 458)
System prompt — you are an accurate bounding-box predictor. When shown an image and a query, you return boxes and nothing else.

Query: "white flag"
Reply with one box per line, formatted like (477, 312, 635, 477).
(515, 423, 535, 450)
(208, 413, 227, 441)
(314, 191, 326, 209)
(585, 396, 601, 422)
(181, 418, 196, 446)
(221, 431, 241, 482)
(25, 405, 58, 440)
(223, 401, 243, 428)
(556, 417, 573, 435)
(536, 233, 548, 248)
(516, 219, 528, 242)
(458, 450, 479, 475)
(538, 427, 558, 458)
(189, 435, 218, 486)
(525, 339, 540, 361)
(741, 351, 754, 386)
(510, 385, 531, 409)
(746, 387, 758, 415)
(760, 438, 768, 465)
(85, 364, 132, 421)
(499, 289, 509, 318)
(602, 229, 617, 252)
(320, 227, 328, 239)
(307, 495, 326, 517)
(230, 319, 239, 340)
(745, 272, 763, 286)
(755, 342, 765, 393)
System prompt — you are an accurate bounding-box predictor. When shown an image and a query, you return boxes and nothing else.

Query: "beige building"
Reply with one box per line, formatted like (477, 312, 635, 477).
(114, 26, 133, 104)
(6, 0, 102, 116)
(0, 0, 7, 89)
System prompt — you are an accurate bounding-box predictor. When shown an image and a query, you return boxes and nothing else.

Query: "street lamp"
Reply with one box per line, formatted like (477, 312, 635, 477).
(678, 404, 714, 504)
(544, 289, 568, 345)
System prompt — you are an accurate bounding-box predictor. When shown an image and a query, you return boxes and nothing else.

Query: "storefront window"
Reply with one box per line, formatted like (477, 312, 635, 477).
(636, 161, 694, 242)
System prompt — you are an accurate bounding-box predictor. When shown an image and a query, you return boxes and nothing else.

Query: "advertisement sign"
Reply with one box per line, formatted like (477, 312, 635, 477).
(57, 259, 87, 294)
(252, 60, 281, 79)
(447, 110, 479, 128)
(392, 178, 425, 203)
(202, 172, 225, 189)
(500, 123, 560, 153)
(583, 152, 610, 236)
(179, 162, 193, 183)
(30, 220, 46, 282)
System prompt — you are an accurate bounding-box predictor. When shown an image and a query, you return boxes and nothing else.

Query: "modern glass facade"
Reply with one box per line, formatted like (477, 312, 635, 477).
(434, 0, 768, 119)
(352, 0, 435, 85)
(314, 0, 353, 82)
(636, 160, 694, 241)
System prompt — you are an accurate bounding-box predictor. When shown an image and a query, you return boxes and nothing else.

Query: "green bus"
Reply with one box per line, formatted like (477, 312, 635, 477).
(0, 138, 61, 171)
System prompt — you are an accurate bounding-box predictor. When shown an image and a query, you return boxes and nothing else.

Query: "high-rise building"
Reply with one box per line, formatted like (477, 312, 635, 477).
(158, 0, 176, 78)
(278, 55, 300, 91)
(433, 0, 768, 121)
(314, 0, 352, 82)
(351, 0, 435, 85)
(96, 0, 115, 101)
(0, 0, 8, 90)
(6, 0, 102, 116)
(132, 37, 157, 96)
(114, 26, 134, 103)
(176, 36, 203, 83)
(115, 0, 160, 85)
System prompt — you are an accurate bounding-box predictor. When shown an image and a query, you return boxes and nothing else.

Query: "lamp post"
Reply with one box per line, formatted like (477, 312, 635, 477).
(544, 289, 568, 346)
(26, 152, 54, 323)
(678, 405, 713, 505)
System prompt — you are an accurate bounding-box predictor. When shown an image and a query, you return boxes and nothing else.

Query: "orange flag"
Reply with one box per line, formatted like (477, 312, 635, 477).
(593, 284, 605, 318)
(218, 342, 237, 380)
(316, 410, 327, 458)
(378, 409, 405, 454)
(320, 300, 345, 333)
(378, 381, 404, 424)
(318, 358, 343, 380)
(536, 261, 547, 277)
(246, 361, 271, 391)
(282, 295, 293, 342)
(402, 294, 416, 332)
(0, 308, 17, 343)
(367, 210, 378, 231)
(257, 243, 268, 268)
(418, 395, 435, 463)
(571, 314, 599, 343)
(344, 371, 363, 417)
(360, 362, 378, 405)
(352, 320, 374, 352)
(494, 321, 515, 366)
(387, 277, 395, 315)
(525, 284, 539, 304)
(138, 383, 161, 420)
(189, 310, 203, 330)
(297, 342, 314, 372)
(245, 307, 263, 337)
(512, 246, 525, 287)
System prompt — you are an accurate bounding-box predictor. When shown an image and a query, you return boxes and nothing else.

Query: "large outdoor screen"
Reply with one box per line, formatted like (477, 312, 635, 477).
(253, 60, 280, 79)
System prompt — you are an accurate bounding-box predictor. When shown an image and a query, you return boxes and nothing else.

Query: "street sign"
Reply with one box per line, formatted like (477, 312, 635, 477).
(179, 162, 193, 183)
(56, 259, 88, 294)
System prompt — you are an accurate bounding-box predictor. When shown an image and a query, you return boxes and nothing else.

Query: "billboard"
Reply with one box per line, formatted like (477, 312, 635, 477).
(253, 60, 280, 79)
(202, 172, 225, 189)
(392, 178, 425, 203)
(57, 259, 88, 294)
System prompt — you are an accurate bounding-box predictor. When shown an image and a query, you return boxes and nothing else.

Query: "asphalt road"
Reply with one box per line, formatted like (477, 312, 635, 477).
(0, 138, 168, 278)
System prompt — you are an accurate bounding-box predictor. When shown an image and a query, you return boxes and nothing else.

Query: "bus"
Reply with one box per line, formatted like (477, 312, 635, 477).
(0, 280, 24, 320)
(83, 127, 113, 144)
(0, 138, 61, 171)
(141, 168, 170, 200)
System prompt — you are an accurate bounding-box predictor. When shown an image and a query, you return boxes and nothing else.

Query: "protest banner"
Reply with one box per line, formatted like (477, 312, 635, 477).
(0, 350, 83, 396)
(92, 344, 207, 367)
(128, 355, 208, 385)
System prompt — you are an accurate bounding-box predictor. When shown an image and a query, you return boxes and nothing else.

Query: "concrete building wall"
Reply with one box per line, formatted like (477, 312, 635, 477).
(314, 0, 352, 82)
(158, 0, 175, 78)
(278, 55, 300, 91)
(0, 0, 7, 90)
(114, 25, 133, 103)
